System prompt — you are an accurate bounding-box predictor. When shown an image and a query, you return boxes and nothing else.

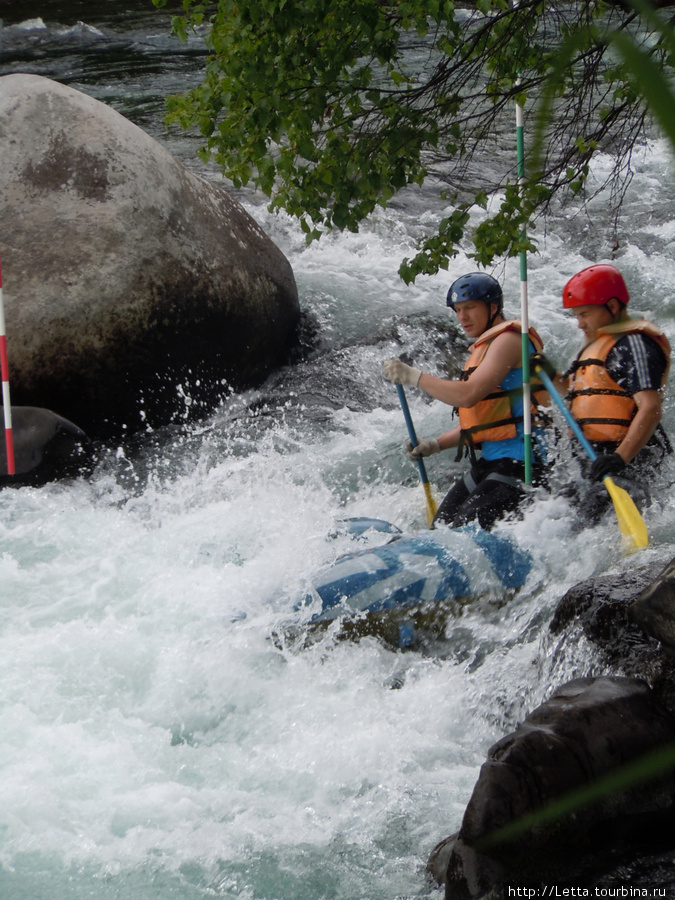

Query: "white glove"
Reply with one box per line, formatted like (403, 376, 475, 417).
(406, 438, 441, 460)
(383, 358, 422, 386)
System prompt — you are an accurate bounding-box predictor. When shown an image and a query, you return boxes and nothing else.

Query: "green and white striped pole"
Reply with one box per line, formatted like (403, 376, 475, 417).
(515, 95, 533, 484)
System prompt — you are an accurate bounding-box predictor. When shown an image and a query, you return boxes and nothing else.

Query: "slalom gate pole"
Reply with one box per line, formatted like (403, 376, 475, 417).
(516, 95, 533, 484)
(0, 252, 15, 475)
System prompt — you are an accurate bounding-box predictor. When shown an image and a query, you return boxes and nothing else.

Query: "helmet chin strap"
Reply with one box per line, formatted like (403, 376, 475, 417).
(486, 304, 502, 329)
(605, 298, 624, 323)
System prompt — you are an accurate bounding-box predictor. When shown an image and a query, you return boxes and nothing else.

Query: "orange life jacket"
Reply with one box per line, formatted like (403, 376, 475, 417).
(567, 318, 671, 443)
(457, 320, 550, 446)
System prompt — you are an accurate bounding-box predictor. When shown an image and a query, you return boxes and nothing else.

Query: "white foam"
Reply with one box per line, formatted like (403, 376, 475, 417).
(1, 67, 673, 898)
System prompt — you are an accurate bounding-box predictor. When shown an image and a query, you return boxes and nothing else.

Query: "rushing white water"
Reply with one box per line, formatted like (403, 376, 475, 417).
(1, 7, 675, 899)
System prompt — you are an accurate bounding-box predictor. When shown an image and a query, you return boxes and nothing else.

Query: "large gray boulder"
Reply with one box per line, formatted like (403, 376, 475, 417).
(0, 74, 299, 437)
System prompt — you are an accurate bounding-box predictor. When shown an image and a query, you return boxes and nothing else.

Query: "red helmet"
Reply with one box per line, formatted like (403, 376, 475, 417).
(562, 264, 630, 309)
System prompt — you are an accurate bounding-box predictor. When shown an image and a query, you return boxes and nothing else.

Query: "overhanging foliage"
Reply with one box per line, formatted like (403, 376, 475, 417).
(154, 0, 675, 281)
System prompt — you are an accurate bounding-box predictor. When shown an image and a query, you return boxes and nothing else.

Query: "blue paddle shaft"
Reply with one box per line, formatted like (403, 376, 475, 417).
(396, 385, 431, 485)
(536, 368, 598, 462)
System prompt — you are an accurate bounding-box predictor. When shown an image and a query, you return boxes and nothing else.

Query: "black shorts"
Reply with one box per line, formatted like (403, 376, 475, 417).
(433, 457, 544, 531)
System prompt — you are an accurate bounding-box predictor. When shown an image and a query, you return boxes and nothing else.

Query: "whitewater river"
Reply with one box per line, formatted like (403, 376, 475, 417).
(1, 4, 674, 899)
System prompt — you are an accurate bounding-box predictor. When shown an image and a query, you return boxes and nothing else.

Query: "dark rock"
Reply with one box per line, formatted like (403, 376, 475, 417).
(429, 676, 675, 898)
(631, 558, 675, 654)
(549, 562, 675, 717)
(0, 406, 96, 485)
(0, 74, 299, 438)
(549, 563, 665, 647)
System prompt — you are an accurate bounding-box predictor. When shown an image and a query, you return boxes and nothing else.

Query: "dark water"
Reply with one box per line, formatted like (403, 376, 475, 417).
(0, 0, 206, 145)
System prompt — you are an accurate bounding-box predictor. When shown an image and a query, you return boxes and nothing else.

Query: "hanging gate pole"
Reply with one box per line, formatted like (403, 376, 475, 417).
(0, 252, 15, 475)
(516, 96, 533, 484)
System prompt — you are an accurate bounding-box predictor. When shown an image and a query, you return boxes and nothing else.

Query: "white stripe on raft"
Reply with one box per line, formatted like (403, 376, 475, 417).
(303, 522, 532, 623)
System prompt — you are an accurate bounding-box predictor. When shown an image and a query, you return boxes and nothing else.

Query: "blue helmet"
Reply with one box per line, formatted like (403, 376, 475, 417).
(446, 273, 503, 312)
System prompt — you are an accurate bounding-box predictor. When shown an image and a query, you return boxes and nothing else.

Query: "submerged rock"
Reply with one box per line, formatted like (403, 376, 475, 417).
(429, 676, 675, 898)
(0, 406, 96, 486)
(0, 73, 299, 438)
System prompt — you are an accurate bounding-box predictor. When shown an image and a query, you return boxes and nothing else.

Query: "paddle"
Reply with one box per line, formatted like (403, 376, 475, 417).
(533, 365, 649, 551)
(396, 384, 438, 527)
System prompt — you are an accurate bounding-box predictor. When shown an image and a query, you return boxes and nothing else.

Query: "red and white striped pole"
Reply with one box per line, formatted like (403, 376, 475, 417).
(0, 252, 15, 475)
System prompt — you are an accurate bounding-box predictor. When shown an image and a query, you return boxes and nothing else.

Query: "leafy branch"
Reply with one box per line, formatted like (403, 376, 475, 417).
(153, 0, 675, 281)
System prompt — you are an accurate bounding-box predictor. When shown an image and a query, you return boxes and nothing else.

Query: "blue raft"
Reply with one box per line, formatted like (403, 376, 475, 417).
(306, 518, 532, 626)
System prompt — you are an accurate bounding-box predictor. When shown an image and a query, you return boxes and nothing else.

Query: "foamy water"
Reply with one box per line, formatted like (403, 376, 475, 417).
(1, 8, 675, 898)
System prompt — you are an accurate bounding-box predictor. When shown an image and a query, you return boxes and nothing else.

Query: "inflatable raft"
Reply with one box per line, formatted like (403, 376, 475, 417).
(302, 519, 532, 641)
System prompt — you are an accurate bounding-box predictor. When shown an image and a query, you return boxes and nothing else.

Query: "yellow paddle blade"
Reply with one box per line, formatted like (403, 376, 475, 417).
(603, 476, 649, 551)
(423, 481, 438, 527)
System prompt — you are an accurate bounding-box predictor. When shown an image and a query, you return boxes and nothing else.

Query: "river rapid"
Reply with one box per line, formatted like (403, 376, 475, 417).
(1, 3, 675, 899)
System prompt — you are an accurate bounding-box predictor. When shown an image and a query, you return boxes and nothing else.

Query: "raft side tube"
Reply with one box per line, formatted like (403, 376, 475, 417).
(305, 522, 532, 624)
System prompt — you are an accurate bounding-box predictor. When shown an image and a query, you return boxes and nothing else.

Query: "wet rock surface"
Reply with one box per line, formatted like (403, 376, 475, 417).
(0, 73, 299, 439)
(429, 557, 675, 898)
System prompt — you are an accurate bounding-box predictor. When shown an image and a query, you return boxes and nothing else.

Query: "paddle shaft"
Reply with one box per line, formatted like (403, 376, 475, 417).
(396, 385, 438, 524)
(535, 368, 599, 461)
(535, 365, 648, 549)
(396, 385, 430, 482)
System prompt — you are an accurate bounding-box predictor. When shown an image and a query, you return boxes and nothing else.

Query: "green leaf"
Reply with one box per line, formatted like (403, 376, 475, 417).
(153, 0, 675, 281)
(610, 29, 675, 148)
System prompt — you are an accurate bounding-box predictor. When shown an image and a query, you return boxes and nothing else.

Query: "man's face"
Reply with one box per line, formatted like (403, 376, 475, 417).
(570, 303, 615, 342)
(453, 300, 493, 339)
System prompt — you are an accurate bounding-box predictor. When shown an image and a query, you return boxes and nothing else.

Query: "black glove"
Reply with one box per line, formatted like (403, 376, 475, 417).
(530, 352, 556, 379)
(589, 452, 625, 482)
